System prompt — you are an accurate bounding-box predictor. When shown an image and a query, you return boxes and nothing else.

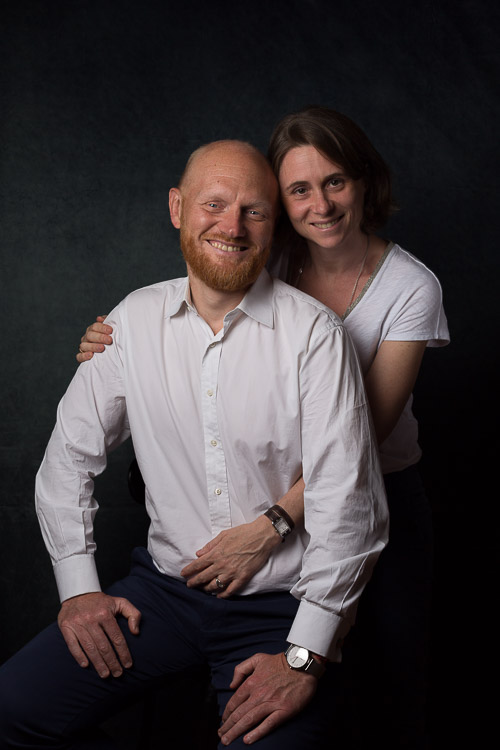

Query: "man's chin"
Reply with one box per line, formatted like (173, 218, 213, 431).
(192, 265, 262, 293)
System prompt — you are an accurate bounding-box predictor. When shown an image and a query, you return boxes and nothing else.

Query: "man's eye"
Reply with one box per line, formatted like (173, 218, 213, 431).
(207, 202, 219, 209)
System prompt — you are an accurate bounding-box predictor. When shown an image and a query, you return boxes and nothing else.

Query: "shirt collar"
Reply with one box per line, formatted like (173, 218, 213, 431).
(164, 270, 274, 329)
(165, 278, 193, 318)
(237, 269, 274, 328)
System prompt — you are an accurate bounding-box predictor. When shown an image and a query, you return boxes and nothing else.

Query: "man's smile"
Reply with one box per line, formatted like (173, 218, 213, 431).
(207, 240, 248, 252)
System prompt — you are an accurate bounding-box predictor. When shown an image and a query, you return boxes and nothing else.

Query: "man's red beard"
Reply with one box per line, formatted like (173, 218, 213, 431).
(180, 227, 270, 292)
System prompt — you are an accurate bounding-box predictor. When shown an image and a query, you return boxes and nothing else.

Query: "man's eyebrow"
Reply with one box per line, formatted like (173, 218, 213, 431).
(197, 193, 226, 202)
(246, 200, 273, 210)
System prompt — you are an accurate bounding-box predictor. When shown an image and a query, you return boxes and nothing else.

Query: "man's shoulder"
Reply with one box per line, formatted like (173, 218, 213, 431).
(113, 277, 187, 315)
(125, 277, 187, 301)
(271, 277, 343, 329)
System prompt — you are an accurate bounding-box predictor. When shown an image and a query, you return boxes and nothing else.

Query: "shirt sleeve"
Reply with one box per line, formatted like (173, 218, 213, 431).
(383, 265, 450, 347)
(288, 323, 389, 661)
(35, 306, 130, 602)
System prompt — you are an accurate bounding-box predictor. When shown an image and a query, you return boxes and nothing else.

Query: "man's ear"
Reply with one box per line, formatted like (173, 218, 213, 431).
(169, 187, 182, 229)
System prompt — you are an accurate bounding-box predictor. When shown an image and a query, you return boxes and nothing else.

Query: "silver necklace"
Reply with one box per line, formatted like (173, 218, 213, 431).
(296, 234, 370, 315)
(345, 234, 370, 312)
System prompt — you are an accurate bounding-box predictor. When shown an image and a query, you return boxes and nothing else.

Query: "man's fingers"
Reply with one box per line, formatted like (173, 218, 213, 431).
(59, 626, 89, 669)
(87, 623, 125, 677)
(58, 593, 140, 679)
(99, 618, 134, 672)
(241, 713, 284, 746)
(60, 623, 113, 678)
(221, 658, 255, 722)
(220, 707, 281, 746)
(114, 596, 141, 636)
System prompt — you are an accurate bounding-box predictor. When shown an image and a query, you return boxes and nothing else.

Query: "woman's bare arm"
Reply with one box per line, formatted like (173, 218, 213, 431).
(364, 340, 428, 445)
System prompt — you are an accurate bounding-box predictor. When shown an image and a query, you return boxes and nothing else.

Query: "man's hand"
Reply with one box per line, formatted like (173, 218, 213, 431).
(218, 652, 318, 745)
(181, 516, 281, 598)
(57, 592, 141, 678)
(76, 316, 113, 363)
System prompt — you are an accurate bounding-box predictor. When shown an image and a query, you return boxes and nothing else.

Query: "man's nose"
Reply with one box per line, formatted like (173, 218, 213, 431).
(218, 207, 245, 238)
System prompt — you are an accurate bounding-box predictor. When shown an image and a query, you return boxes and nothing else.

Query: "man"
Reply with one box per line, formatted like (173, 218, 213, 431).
(0, 141, 388, 749)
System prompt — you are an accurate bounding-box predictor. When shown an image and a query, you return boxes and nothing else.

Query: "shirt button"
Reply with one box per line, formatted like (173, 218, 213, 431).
(207, 389, 213, 397)
(214, 488, 222, 495)
(210, 439, 217, 447)
(209, 342, 216, 349)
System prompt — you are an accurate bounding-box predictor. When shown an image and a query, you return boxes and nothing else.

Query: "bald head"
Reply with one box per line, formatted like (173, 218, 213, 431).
(179, 140, 278, 203)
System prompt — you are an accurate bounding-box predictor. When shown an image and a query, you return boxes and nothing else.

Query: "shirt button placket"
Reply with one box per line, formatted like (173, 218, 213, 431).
(201, 338, 231, 533)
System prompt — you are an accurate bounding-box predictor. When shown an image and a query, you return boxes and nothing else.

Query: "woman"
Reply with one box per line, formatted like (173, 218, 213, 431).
(78, 107, 449, 748)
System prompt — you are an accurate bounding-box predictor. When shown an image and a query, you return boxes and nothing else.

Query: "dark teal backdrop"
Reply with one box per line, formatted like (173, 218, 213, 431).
(1, 0, 496, 744)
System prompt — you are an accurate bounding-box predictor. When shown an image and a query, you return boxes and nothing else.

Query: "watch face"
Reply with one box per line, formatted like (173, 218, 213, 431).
(287, 645, 309, 669)
(275, 518, 289, 535)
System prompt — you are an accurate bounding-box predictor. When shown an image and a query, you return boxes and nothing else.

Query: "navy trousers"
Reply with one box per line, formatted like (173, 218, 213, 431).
(0, 547, 339, 749)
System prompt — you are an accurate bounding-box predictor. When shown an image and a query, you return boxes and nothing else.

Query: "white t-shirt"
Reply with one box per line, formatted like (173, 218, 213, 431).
(271, 242, 450, 474)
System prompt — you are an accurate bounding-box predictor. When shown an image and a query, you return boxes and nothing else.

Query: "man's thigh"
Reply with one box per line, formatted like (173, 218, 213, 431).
(0, 548, 205, 747)
(203, 591, 339, 750)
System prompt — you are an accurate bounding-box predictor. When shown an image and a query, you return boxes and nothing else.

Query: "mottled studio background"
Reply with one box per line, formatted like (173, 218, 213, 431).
(1, 0, 496, 744)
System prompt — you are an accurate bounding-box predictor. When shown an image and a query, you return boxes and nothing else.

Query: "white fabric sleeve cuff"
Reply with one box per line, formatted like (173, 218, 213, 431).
(287, 598, 352, 662)
(53, 554, 101, 603)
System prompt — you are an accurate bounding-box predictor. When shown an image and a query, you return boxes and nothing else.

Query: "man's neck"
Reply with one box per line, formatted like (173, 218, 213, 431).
(187, 271, 248, 334)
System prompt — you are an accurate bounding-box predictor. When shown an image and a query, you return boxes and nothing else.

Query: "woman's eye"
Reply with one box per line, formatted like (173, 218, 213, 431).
(327, 178, 343, 188)
(293, 186, 307, 195)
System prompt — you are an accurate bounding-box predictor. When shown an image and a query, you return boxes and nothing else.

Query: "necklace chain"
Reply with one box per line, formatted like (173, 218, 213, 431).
(345, 234, 370, 313)
(296, 234, 370, 315)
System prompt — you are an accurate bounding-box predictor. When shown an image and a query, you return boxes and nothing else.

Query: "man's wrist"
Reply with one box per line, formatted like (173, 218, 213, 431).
(285, 643, 327, 679)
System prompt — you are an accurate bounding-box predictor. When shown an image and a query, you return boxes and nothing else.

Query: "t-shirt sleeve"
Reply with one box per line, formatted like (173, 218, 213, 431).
(384, 265, 450, 347)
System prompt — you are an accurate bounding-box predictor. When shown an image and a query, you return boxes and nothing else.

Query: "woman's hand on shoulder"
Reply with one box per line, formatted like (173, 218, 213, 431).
(76, 315, 113, 363)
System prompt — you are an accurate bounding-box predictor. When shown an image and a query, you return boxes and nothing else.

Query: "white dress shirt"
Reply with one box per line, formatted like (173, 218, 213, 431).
(35, 269, 388, 660)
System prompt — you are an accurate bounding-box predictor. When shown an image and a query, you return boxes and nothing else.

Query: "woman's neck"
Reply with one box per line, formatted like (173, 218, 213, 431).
(297, 234, 388, 317)
(305, 232, 369, 275)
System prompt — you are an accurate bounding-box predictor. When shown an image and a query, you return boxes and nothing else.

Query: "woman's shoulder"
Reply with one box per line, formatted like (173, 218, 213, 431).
(385, 243, 443, 286)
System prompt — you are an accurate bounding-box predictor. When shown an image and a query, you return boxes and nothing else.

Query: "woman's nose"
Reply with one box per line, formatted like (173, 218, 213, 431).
(311, 191, 332, 215)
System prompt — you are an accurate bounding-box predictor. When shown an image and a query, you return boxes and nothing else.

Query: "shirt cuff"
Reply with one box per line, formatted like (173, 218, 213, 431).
(287, 598, 352, 662)
(53, 554, 101, 603)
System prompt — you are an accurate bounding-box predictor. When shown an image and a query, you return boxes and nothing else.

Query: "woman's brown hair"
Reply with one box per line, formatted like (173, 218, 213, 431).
(267, 106, 397, 276)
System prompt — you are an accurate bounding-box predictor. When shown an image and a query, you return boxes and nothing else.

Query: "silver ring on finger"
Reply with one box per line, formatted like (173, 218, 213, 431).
(215, 576, 226, 590)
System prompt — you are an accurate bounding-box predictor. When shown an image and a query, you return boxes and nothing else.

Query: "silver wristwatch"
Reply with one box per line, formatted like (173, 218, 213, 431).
(285, 643, 326, 679)
(264, 504, 294, 541)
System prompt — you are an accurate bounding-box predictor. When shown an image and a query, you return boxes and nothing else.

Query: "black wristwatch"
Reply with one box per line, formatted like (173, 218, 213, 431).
(285, 643, 326, 679)
(264, 504, 295, 541)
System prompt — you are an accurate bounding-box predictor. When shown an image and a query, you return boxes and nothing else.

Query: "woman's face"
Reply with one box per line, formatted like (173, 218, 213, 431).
(278, 145, 366, 254)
